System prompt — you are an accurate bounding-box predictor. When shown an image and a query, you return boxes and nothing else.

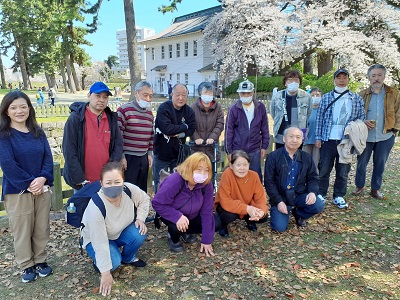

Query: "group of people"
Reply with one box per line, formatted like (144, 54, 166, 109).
(0, 63, 398, 296)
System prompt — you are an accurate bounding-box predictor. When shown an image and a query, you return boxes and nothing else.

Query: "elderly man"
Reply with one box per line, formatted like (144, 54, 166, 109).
(62, 81, 123, 191)
(352, 64, 400, 199)
(264, 127, 324, 232)
(152, 83, 196, 192)
(117, 81, 154, 193)
(270, 70, 312, 149)
(225, 80, 269, 181)
(315, 68, 365, 208)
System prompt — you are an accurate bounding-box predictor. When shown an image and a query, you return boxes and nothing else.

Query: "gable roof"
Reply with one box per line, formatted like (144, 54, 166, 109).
(139, 6, 222, 43)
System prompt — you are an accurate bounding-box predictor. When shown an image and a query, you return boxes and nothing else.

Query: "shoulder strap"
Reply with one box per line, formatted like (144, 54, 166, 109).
(324, 90, 349, 115)
(91, 193, 106, 219)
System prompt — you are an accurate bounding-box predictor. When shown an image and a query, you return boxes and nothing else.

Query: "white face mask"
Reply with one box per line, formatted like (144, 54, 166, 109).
(137, 99, 150, 109)
(312, 97, 321, 105)
(335, 86, 348, 93)
(201, 95, 213, 104)
(286, 82, 299, 93)
(240, 96, 253, 104)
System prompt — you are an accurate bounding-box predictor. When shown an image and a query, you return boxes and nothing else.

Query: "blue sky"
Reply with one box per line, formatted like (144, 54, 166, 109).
(2, 0, 221, 67)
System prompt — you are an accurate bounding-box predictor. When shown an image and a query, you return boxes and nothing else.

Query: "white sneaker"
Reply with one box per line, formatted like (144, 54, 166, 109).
(317, 194, 326, 203)
(332, 197, 348, 209)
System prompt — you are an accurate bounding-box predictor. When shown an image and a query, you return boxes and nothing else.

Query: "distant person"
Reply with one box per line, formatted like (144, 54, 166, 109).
(190, 81, 224, 165)
(81, 161, 149, 296)
(0, 91, 54, 283)
(62, 81, 123, 191)
(225, 80, 269, 181)
(152, 152, 218, 255)
(48, 87, 56, 106)
(302, 87, 322, 172)
(315, 68, 365, 208)
(37, 88, 45, 105)
(152, 83, 195, 192)
(270, 70, 312, 149)
(215, 150, 269, 237)
(353, 64, 400, 200)
(265, 127, 324, 232)
(117, 81, 154, 193)
(168, 83, 173, 101)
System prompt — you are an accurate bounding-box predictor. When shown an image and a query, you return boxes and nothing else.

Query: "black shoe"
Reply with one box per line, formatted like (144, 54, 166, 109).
(125, 259, 146, 267)
(219, 227, 229, 237)
(292, 209, 307, 227)
(167, 237, 184, 252)
(246, 222, 257, 232)
(145, 215, 155, 223)
(180, 233, 197, 244)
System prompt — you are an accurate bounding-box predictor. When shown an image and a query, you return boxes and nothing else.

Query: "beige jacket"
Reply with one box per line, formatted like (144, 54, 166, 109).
(337, 119, 368, 164)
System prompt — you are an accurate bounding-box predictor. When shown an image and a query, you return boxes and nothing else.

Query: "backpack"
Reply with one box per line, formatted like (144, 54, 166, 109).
(65, 181, 132, 229)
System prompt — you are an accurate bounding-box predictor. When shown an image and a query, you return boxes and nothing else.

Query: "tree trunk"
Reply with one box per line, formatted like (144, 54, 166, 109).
(59, 61, 69, 92)
(0, 54, 6, 89)
(303, 53, 313, 75)
(317, 51, 334, 77)
(45, 73, 51, 88)
(65, 54, 76, 93)
(279, 48, 317, 75)
(13, 34, 29, 90)
(70, 54, 81, 91)
(123, 0, 141, 101)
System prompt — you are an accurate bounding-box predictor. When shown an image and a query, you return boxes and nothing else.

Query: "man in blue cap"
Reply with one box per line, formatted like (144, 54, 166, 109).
(62, 81, 123, 191)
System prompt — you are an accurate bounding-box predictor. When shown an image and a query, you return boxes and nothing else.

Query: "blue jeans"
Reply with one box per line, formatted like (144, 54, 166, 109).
(152, 155, 178, 193)
(355, 135, 395, 190)
(248, 149, 262, 182)
(270, 193, 325, 232)
(318, 140, 351, 198)
(86, 223, 146, 271)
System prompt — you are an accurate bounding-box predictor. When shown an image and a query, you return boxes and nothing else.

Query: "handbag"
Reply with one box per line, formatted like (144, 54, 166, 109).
(177, 140, 191, 164)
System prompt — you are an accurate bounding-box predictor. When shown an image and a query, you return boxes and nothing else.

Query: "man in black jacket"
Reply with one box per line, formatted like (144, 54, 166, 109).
(152, 83, 195, 193)
(264, 127, 324, 232)
(62, 82, 123, 191)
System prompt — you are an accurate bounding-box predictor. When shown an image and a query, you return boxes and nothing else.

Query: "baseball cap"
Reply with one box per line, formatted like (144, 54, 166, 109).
(89, 82, 112, 96)
(334, 68, 349, 78)
(237, 80, 254, 93)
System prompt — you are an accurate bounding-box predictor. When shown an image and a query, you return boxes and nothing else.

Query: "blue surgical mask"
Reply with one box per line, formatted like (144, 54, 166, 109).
(240, 96, 253, 104)
(335, 86, 348, 93)
(137, 99, 150, 109)
(102, 186, 123, 199)
(287, 82, 299, 93)
(201, 95, 213, 104)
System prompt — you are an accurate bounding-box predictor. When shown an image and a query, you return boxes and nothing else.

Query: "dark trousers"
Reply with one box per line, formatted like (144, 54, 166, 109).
(160, 214, 221, 243)
(124, 154, 149, 193)
(248, 149, 262, 182)
(216, 205, 269, 229)
(355, 135, 394, 190)
(152, 155, 178, 193)
(318, 140, 351, 198)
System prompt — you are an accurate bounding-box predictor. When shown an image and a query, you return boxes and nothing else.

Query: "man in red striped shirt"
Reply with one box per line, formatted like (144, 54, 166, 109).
(117, 81, 154, 193)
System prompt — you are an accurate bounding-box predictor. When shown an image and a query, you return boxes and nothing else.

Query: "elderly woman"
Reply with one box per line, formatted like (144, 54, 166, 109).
(214, 150, 269, 237)
(190, 82, 224, 161)
(0, 91, 54, 283)
(81, 161, 150, 296)
(270, 70, 312, 149)
(152, 152, 218, 256)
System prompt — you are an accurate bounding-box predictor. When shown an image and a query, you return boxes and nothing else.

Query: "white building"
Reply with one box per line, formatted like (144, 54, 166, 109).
(139, 6, 222, 96)
(116, 27, 155, 79)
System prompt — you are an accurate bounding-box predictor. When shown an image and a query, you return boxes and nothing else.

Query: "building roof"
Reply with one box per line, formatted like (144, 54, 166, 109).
(139, 6, 222, 43)
(197, 63, 214, 72)
(151, 65, 167, 71)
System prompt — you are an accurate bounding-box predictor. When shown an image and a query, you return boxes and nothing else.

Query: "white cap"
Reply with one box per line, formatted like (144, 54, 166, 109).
(237, 80, 254, 92)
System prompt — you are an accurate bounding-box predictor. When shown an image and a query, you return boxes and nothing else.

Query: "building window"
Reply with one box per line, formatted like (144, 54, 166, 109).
(176, 43, 181, 58)
(193, 40, 197, 56)
(169, 74, 172, 81)
(161, 46, 165, 59)
(184, 73, 188, 84)
(169, 44, 173, 59)
(184, 42, 188, 57)
(151, 48, 155, 60)
(177, 73, 180, 82)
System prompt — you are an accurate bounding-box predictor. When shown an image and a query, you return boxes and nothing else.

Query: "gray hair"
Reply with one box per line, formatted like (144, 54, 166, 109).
(283, 126, 303, 138)
(197, 82, 214, 96)
(367, 64, 386, 77)
(172, 83, 189, 94)
(134, 81, 152, 92)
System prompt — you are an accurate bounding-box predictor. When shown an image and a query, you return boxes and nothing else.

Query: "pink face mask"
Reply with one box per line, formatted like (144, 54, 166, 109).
(193, 173, 208, 184)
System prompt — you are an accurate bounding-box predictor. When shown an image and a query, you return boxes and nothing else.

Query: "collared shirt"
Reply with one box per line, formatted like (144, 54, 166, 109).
(366, 87, 393, 142)
(283, 148, 299, 190)
(315, 90, 365, 141)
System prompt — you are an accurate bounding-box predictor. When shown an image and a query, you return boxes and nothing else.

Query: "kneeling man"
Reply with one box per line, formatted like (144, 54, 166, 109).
(264, 127, 324, 232)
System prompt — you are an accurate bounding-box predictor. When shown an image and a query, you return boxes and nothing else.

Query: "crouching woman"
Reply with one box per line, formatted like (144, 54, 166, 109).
(80, 161, 150, 296)
(152, 152, 219, 256)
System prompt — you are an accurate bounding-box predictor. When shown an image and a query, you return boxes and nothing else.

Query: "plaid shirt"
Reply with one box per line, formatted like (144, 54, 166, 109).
(315, 90, 365, 141)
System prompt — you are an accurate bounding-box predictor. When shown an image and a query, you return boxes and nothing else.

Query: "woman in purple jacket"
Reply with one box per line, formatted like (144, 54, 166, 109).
(152, 152, 218, 256)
